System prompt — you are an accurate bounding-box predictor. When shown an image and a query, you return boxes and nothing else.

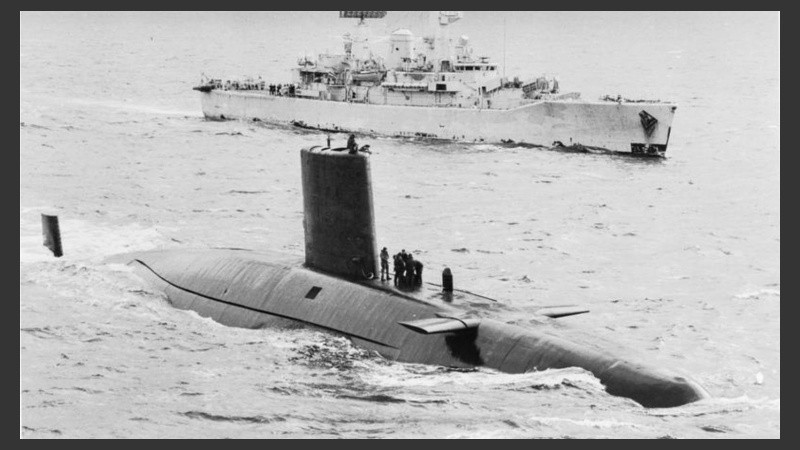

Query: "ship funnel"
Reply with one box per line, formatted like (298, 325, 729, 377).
(388, 29, 414, 69)
(301, 146, 378, 279)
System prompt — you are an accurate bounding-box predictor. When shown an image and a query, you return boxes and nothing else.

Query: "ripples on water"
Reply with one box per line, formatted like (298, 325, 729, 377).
(20, 12, 779, 438)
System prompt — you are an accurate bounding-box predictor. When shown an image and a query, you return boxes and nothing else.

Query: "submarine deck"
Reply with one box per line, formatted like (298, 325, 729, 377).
(124, 247, 509, 318)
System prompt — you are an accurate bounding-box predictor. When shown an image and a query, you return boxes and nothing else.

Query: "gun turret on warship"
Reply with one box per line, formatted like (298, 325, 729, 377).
(194, 11, 676, 156)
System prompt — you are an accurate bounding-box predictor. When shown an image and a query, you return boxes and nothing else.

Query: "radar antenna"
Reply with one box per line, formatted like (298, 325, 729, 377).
(437, 11, 462, 25)
(339, 11, 387, 24)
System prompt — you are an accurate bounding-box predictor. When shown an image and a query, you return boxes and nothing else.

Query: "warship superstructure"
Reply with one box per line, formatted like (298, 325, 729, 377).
(194, 11, 676, 155)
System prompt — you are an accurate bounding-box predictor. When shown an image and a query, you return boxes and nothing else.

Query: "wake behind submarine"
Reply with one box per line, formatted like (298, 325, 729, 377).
(124, 144, 708, 408)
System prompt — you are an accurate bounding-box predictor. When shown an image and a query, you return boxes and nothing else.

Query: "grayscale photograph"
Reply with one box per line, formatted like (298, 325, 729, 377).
(20, 11, 780, 438)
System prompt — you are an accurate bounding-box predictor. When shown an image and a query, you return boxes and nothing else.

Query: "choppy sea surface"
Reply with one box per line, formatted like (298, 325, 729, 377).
(20, 11, 779, 438)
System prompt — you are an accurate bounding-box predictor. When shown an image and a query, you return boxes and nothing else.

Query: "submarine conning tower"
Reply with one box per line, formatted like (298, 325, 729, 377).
(301, 146, 378, 279)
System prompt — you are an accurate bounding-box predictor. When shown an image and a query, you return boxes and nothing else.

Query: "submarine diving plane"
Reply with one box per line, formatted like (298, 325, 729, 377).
(116, 145, 707, 408)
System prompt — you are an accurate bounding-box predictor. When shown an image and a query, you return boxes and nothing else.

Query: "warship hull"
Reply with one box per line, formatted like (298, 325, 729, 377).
(200, 90, 676, 154)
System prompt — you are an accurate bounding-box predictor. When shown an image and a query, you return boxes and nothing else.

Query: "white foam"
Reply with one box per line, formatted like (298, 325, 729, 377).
(359, 363, 604, 391)
(445, 429, 526, 439)
(526, 415, 641, 430)
(735, 288, 781, 300)
(103, 263, 136, 273)
(646, 394, 780, 418)
(697, 395, 780, 409)
(473, 144, 502, 151)
(62, 96, 200, 117)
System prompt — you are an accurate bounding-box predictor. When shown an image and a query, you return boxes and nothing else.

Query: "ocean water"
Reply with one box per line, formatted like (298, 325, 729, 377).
(20, 11, 779, 438)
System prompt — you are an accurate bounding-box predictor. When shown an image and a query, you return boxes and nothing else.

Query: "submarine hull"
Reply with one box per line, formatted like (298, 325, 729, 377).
(129, 248, 707, 408)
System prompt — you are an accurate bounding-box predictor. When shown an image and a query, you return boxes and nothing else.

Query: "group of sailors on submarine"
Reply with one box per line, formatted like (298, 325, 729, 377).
(381, 247, 424, 289)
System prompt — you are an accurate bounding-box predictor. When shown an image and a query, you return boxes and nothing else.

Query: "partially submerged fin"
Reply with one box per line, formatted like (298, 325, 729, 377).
(398, 316, 480, 334)
(41, 213, 63, 257)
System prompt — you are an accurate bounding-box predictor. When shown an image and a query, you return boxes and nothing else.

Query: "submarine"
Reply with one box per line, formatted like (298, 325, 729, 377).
(121, 145, 708, 408)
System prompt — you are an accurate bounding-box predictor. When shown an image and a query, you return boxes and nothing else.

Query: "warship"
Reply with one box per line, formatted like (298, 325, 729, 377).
(193, 11, 676, 156)
(104, 143, 708, 408)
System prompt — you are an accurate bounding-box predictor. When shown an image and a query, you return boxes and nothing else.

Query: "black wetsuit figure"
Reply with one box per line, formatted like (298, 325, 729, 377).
(405, 255, 416, 287)
(413, 260, 423, 286)
(393, 254, 405, 287)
